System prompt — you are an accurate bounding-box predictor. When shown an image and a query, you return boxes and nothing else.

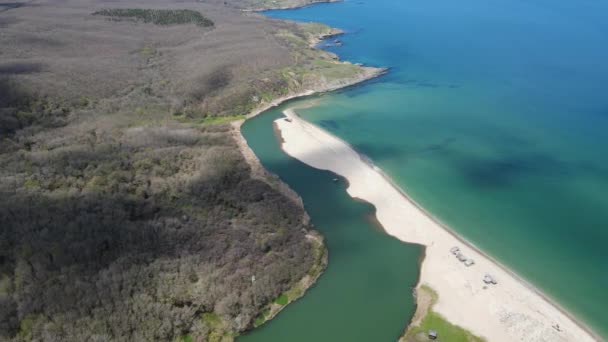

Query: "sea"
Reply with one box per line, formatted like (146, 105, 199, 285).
(240, 0, 608, 339)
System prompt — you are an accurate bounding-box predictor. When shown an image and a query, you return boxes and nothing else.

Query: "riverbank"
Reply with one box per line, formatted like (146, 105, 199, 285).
(275, 108, 601, 342)
(233, 62, 384, 214)
(232, 33, 385, 335)
(249, 231, 328, 329)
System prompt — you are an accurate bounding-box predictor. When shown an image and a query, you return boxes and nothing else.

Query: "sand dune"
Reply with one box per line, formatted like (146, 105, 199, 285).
(275, 108, 599, 342)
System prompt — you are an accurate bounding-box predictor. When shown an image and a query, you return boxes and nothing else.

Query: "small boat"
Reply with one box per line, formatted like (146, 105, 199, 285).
(332, 178, 339, 182)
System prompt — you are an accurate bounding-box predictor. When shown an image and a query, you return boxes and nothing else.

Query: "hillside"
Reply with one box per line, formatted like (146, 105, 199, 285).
(0, 0, 377, 340)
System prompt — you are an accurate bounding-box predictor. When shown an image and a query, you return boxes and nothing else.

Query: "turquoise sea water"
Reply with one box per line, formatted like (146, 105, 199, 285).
(243, 0, 608, 339)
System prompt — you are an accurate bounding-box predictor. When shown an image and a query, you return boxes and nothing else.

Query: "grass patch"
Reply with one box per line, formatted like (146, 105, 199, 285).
(23, 179, 40, 188)
(179, 335, 193, 342)
(202, 313, 222, 328)
(202, 313, 234, 342)
(140, 46, 157, 57)
(300, 22, 336, 37)
(253, 308, 271, 328)
(201, 115, 246, 125)
(173, 114, 245, 125)
(93, 9, 214, 27)
(273, 294, 289, 306)
(403, 285, 485, 342)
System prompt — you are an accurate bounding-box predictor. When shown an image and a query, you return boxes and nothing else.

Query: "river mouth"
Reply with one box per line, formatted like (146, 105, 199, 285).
(239, 103, 422, 341)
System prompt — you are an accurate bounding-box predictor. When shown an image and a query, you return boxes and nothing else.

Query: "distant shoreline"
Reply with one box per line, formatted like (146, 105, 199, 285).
(275, 107, 601, 342)
(243, 0, 342, 13)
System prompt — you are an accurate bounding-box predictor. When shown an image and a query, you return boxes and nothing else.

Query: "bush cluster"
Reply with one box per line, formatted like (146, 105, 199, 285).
(93, 9, 214, 27)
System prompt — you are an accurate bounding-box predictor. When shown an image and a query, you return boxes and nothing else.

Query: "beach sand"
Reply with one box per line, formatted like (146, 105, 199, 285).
(275, 108, 600, 342)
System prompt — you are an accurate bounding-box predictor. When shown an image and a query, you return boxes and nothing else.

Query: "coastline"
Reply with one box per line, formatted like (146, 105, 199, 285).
(242, 0, 342, 13)
(370, 146, 602, 342)
(232, 63, 385, 214)
(232, 27, 386, 333)
(274, 108, 602, 342)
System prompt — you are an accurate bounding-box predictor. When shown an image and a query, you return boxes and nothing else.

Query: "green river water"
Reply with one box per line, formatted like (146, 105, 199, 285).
(240, 99, 422, 341)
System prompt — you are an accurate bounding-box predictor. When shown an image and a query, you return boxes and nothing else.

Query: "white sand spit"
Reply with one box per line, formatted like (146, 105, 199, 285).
(275, 108, 600, 342)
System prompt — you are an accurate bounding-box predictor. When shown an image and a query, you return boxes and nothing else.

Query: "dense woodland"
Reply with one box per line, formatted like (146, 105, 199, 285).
(0, 124, 315, 341)
(93, 9, 215, 27)
(0, 0, 343, 340)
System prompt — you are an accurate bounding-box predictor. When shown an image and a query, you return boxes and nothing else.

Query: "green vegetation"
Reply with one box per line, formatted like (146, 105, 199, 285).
(253, 308, 271, 328)
(202, 114, 247, 125)
(239, 0, 331, 10)
(300, 22, 337, 36)
(251, 234, 327, 329)
(402, 286, 485, 342)
(140, 46, 157, 57)
(0, 0, 372, 340)
(274, 294, 289, 306)
(174, 114, 246, 125)
(93, 9, 214, 27)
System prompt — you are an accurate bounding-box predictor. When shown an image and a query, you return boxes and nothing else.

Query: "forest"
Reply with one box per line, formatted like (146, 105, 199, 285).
(0, 123, 316, 340)
(93, 9, 215, 27)
(0, 0, 370, 339)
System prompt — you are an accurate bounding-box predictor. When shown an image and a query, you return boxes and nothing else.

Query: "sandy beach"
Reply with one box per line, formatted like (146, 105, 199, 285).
(275, 108, 600, 342)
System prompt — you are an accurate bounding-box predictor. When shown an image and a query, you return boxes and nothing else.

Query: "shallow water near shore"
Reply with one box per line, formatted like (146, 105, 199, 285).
(239, 103, 422, 341)
(243, 0, 608, 338)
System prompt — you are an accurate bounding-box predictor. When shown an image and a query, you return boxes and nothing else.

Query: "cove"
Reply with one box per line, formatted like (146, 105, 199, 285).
(251, 0, 608, 338)
(239, 99, 422, 341)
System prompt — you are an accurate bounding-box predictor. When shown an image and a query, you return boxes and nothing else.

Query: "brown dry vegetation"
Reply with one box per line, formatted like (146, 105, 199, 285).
(0, 0, 367, 340)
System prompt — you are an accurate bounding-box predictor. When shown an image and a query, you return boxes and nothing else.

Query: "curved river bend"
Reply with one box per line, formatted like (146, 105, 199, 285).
(240, 101, 422, 341)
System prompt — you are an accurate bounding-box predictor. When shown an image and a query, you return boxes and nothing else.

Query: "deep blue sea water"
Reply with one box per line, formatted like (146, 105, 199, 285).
(244, 0, 608, 339)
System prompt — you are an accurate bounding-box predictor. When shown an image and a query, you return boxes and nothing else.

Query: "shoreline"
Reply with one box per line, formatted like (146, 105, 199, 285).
(243, 0, 342, 13)
(233, 63, 385, 212)
(369, 147, 602, 342)
(343, 127, 601, 341)
(233, 27, 387, 334)
(275, 108, 601, 342)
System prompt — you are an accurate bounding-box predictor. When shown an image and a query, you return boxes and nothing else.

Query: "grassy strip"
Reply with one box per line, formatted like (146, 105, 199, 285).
(173, 114, 246, 125)
(252, 233, 327, 328)
(93, 9, 214, 27)
(401, 285, 485, 342)
(201, 115, 246, 125)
